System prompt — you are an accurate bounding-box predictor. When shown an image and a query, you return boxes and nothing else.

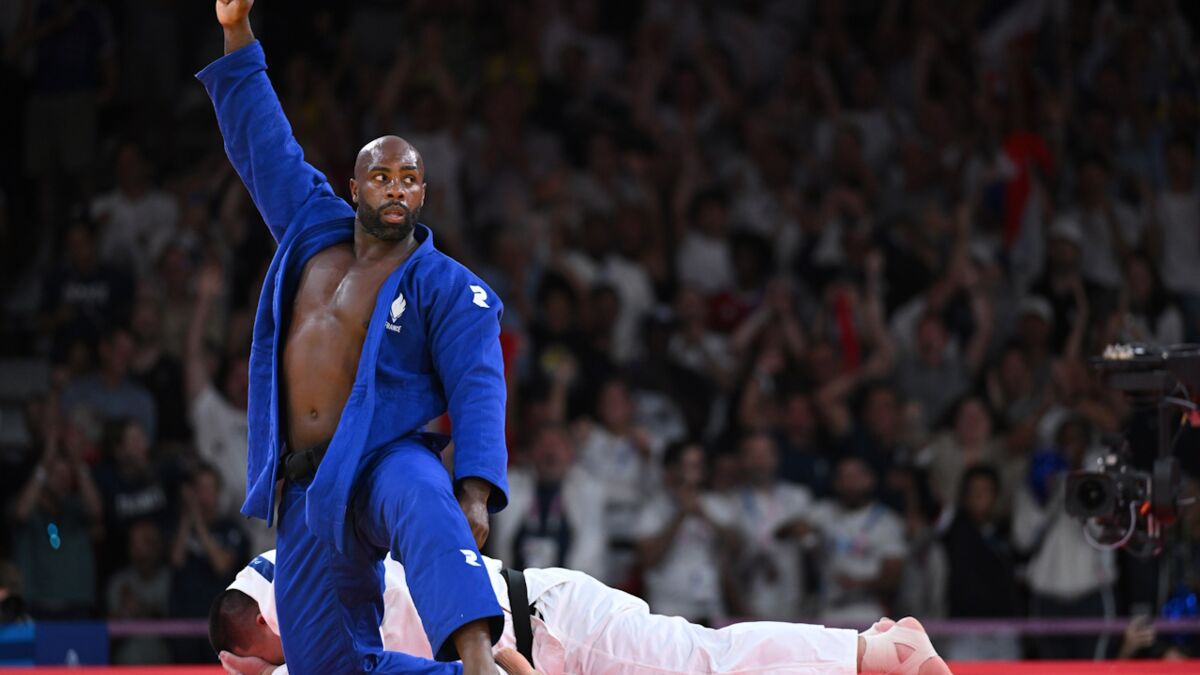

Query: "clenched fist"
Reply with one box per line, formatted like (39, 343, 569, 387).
(215, 0, 254, 28)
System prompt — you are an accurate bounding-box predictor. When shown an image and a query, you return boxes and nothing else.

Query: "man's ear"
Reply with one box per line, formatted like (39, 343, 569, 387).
(349, 178, 358, 204)
(256, 613, 267, 627)
(421, 183, 427, 208)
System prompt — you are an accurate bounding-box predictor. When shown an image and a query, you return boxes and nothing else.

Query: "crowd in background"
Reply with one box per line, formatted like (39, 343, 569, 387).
(0, 0, 1199, 664)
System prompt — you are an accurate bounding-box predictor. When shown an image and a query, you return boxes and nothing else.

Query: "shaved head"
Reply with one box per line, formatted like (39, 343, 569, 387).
(350, 136, 427, 242)
(354, 135, 424, 180)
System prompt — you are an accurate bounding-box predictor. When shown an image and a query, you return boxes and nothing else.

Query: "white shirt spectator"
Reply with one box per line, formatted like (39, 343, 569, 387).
(675, 232, 733, 295)
(190, 383, 273, 552)
(1012, 476, 1116, 601)
(808, 500, 907, 623)
(1060, 205, 1141, 289)
(635, 492, 735, 622)
(562, 251, 655, 364)
(721, 483, 813, 621)
(91, 188, 179, 279)
(1151, 188, 1200, 296)
(489, 465, 609, 581)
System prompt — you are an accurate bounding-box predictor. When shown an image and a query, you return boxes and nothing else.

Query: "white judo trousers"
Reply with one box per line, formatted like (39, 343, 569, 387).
(232, 552, 857, 675)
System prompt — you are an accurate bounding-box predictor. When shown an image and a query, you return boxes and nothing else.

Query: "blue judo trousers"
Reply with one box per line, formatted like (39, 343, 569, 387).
(197, 42, 509, 674)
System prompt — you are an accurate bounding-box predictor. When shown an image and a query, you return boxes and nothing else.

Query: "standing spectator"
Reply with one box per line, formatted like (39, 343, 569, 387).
(576, 377, 663, 585)
(940, 466, 1020, 660)
(41, 219, 134, 363)
(675, 190, 735, 295)
(1013, 417, 1116, 660)
(129, 291, 189, 444)
(106, 519, 171, 664)
(90, 143, 180, 279)
(60, 325, 158, 441)
(1147, 136, 1200, 338)
(489, 425, 607, 579)
(1064, 155, 1142, 294)
(774, 390, 832, 496)
(809, 455, 906, 623)
(92, 419, 176, 576)
(184, 263, 263, 550)
(167, 463, 248, 662)
(12, 0, 116, 226)
(724, 432, 813, 621)
(635, 442, 738, 625)
(1117, 252, 1185, 346)
(11, 434, 103, 618)
(922, 396, 1015, 512)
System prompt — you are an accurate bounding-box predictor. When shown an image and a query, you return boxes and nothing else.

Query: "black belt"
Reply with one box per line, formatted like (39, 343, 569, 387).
(280, 440, 331, 482)
(501, 568, 535, 668)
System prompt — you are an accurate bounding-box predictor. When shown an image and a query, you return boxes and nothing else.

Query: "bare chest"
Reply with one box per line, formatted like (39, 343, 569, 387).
(290, 245, 398, 337)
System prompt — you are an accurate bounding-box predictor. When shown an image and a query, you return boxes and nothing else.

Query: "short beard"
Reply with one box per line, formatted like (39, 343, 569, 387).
(357, 201, 420, 242)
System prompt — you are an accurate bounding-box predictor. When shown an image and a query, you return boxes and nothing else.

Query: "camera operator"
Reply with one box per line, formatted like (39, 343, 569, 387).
(1013, 416, 1117, 660)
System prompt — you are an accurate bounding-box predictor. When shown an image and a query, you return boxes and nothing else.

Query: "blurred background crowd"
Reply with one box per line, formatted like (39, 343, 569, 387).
(0, 0, 1199, 665)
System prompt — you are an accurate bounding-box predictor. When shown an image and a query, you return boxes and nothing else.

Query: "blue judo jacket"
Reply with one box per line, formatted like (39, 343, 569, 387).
(197, 42, 509, 552)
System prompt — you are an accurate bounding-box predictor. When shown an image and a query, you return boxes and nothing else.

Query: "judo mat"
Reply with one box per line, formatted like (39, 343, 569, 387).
(0, 662, 1198, 673)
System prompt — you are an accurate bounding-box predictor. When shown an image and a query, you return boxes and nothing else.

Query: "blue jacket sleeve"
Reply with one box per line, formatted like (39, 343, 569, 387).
(195, 41, 353, 241)
(425, 267, 510, 512)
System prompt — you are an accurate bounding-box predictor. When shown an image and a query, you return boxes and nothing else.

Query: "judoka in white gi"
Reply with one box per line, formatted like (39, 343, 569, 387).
(210, 551, 952, 675)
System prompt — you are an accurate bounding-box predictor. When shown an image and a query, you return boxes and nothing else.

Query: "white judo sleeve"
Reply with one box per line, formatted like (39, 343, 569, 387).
(524, 567, 859, 675)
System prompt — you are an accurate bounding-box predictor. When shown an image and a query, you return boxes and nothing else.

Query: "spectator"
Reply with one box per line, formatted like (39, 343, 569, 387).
(60, 325, 158, 441)
(576, 377, 663, 585)
(129, 291, 189, 444)
(808, 455, 906, 623)
(774, 390, 832, 496)
(1147, 136, 1200, 338)
(92, 419, 176, 575)
(635, 442, 737, 625)
(922, 396, 1015, 512)
(12, 439, 103, 618)
(167, 463, 248, 662)
(489, 425, 607, 579)
(675, 190, 734, 295)
(1013, 417, 1116, 660)
(940, 466, 1020, 660)
(106, 519, 171, 664)
(1118, 252, 1185, 346)
(184, 263, 265, 551)
(0, 560, 30, 624)
(1064, 155, 1142, 293)
(90, 143, 180, 279)
(723, 432, 813, 621)
(41, 219, 134, 363)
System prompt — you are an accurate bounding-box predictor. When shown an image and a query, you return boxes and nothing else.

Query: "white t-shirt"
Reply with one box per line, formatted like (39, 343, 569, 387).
(189, 384, 262, 542)
(1153, 190, 1200, 295)
(721, 483, 813, 621)
(675, 232, 733, 295)
(634, 493, 735, 622)
(91, 189, 179, 279)
(1064, 204, 1142, 289)
(808, 501, 906, 622)
(561, 251, 655, 364)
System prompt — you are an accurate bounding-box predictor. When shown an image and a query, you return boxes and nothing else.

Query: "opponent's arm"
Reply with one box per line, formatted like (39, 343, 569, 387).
(198, 0, 353, 241)
(426, 274, 510, 547)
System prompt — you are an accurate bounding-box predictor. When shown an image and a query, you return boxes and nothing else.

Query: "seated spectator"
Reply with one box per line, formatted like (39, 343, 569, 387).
(168, 463, 248, 662)
(808, 455, 906, 623)
(940, 466, 1020, 660)
(60, 325, 158, 441)
(1148, 135, 1200, 339)
(1013, 416, 1116, 660)
(489, 425, 608, 579)
(635, 442, 738, 625)
(723, 432, 813, 621)
(106, 519, 171, 664)
(12, 444, 103, 618)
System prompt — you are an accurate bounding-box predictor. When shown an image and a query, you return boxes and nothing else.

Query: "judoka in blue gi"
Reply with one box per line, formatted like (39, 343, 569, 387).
(197, 2, 508, 673)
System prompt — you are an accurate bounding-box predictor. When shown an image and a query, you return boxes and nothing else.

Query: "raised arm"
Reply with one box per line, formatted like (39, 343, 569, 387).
(198, 0, 353, 241)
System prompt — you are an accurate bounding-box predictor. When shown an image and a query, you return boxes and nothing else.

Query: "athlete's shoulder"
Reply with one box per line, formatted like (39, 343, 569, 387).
(411, 248, 501, 309)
